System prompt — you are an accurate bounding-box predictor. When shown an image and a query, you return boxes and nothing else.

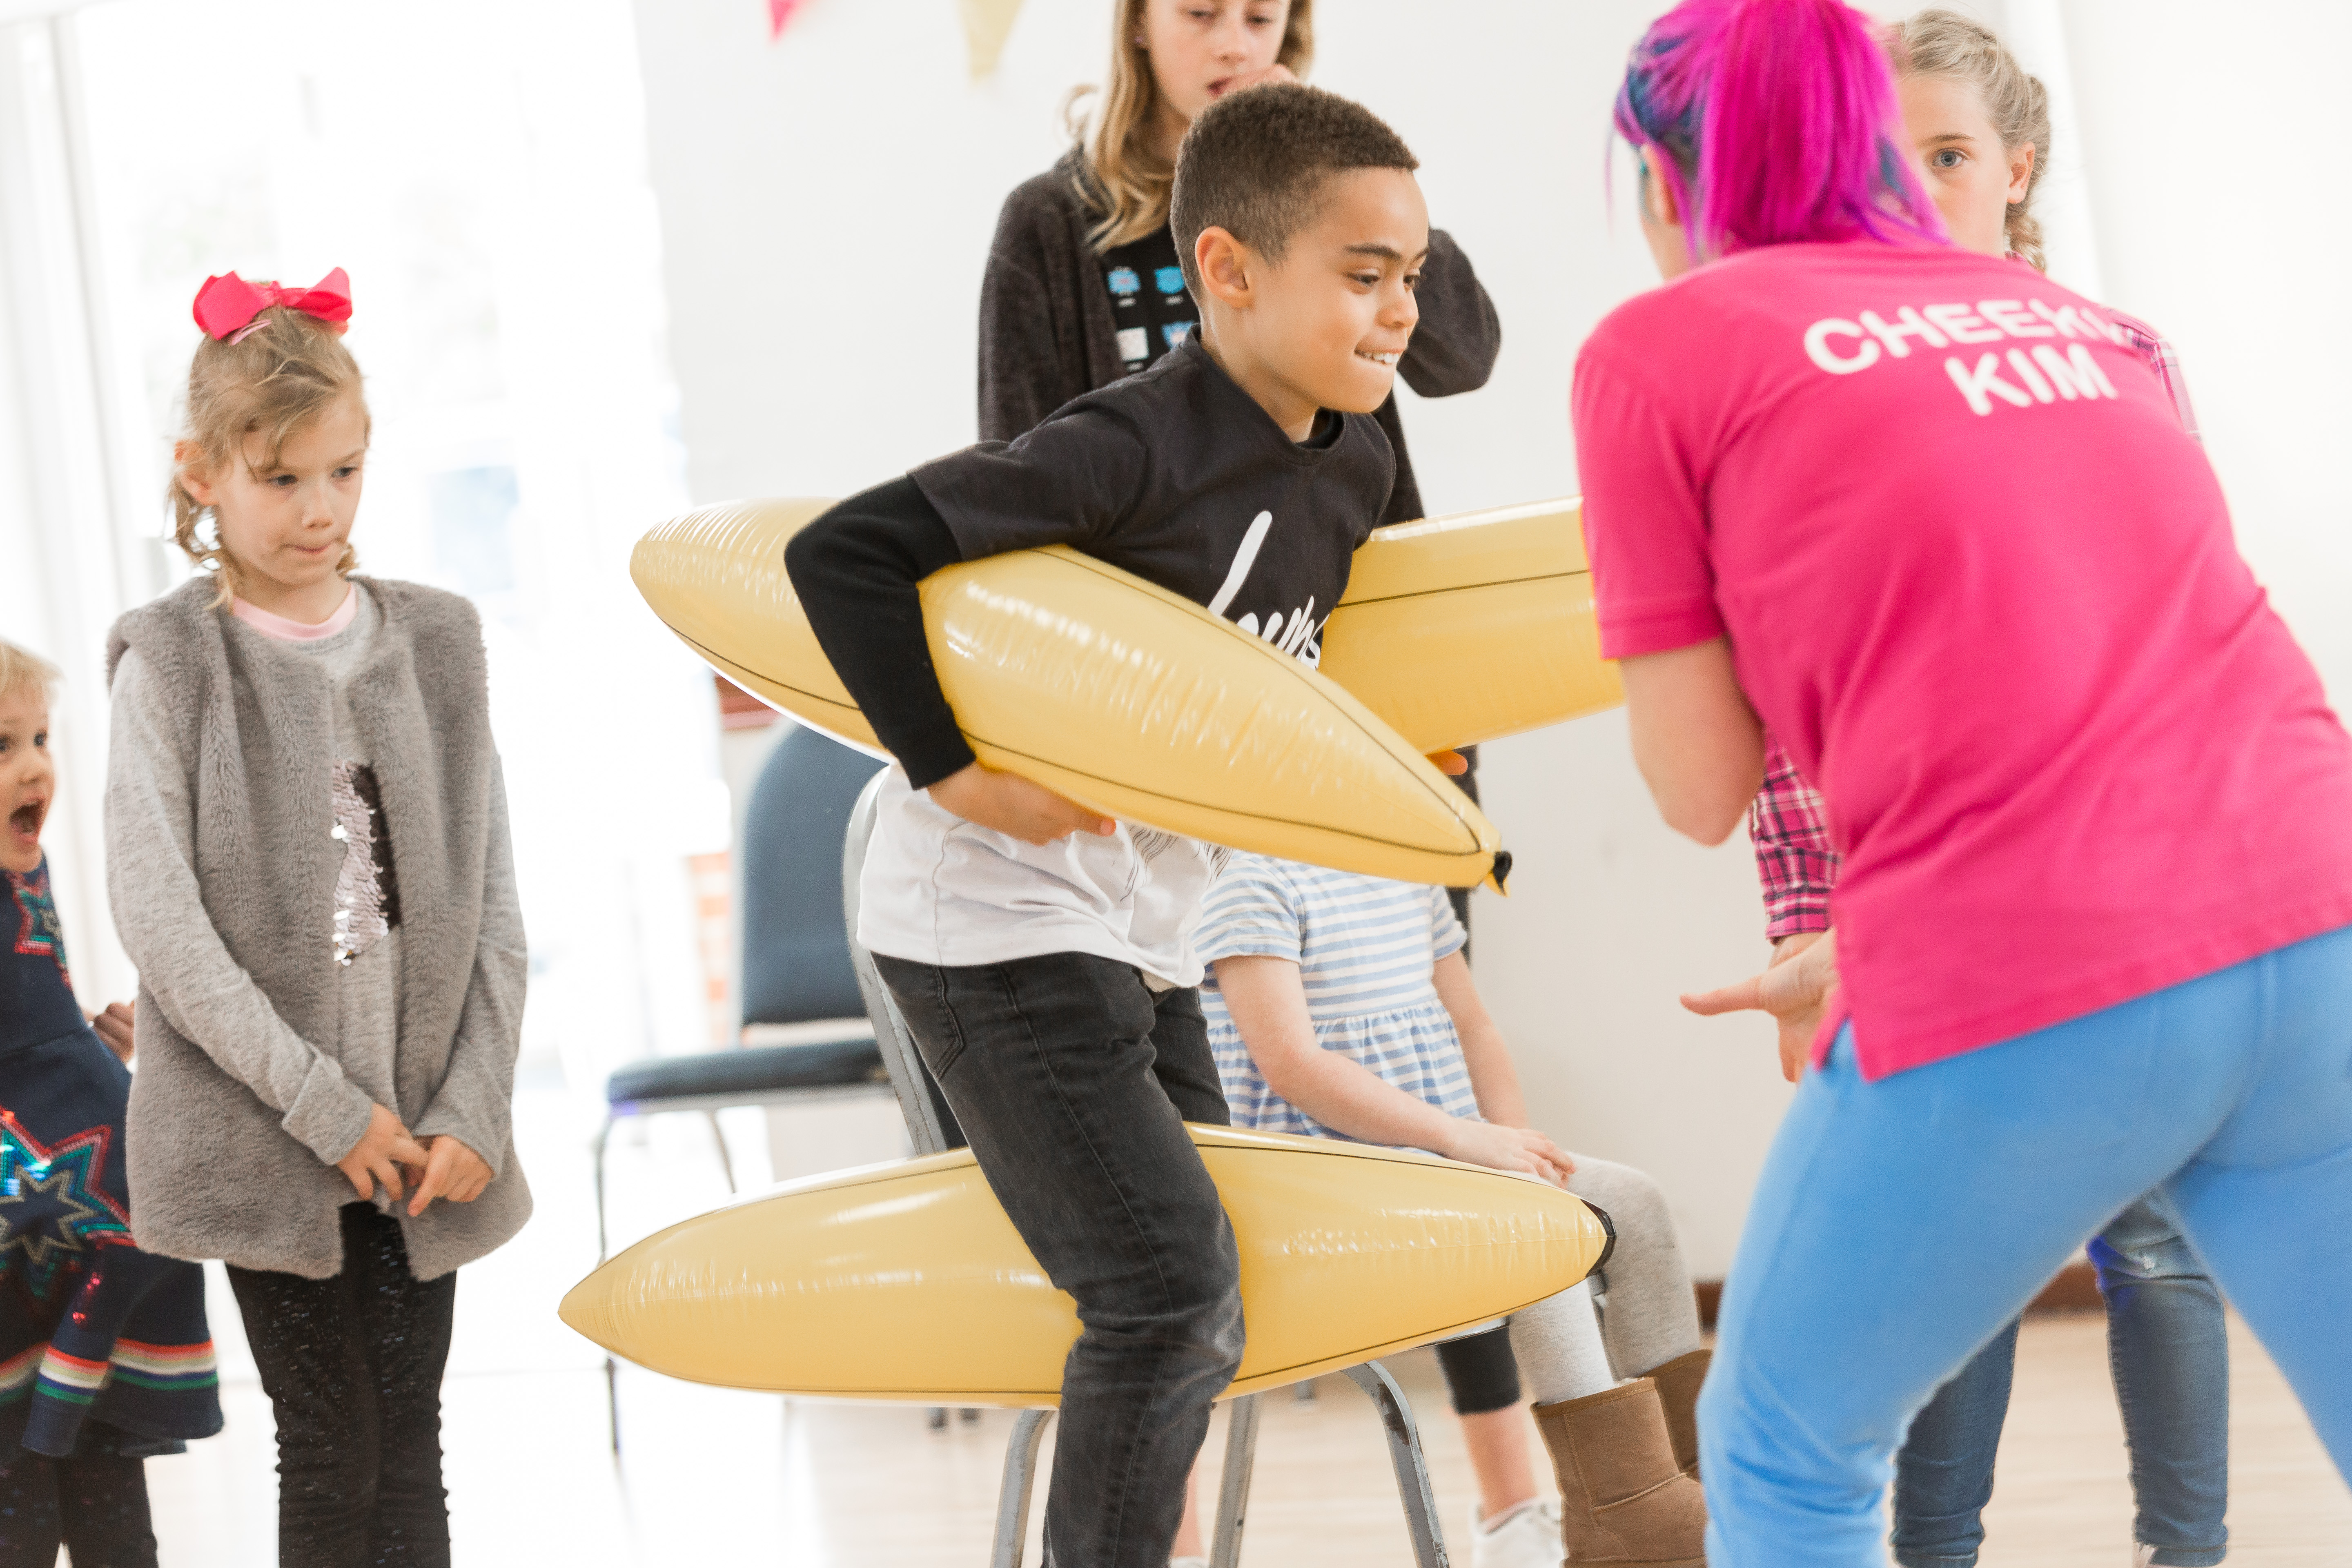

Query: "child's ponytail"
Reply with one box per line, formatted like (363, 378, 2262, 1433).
(1616, 0, 1945, 259)
(170, 283, 369, 604)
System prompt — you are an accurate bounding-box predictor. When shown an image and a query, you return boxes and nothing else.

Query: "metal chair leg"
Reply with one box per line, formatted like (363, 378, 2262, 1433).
(705, 1109, 738, 1193)
(591, 1112, 619, 1456)
(1342, 1361, 1449, 1568)
(1208, 1392, 1262, 1568)
(990, 1408, 1053, 1568)
(592, 1113, 613, 1263)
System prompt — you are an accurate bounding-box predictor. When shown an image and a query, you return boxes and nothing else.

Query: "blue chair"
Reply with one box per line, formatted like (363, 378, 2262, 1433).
(592, 725, 891, 1446)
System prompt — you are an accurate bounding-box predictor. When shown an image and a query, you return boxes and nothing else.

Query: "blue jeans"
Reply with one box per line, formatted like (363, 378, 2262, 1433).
(874, 953, 1243, 1568)
(1702, 923, 2352, 1566)
(1891, 1193, 2229, 1566)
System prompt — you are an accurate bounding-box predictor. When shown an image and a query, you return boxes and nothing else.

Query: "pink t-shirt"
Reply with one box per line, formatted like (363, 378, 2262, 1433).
(1573, 241, 2352, 1079)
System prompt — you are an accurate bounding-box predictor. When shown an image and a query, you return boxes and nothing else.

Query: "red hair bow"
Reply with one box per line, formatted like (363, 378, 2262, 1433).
(192, 267, 354, 343)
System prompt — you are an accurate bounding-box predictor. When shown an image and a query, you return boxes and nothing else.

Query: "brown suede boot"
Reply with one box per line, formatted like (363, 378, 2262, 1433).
(1645, 1348, 1711, 1479)
(1530, 1379, 1707, 1567)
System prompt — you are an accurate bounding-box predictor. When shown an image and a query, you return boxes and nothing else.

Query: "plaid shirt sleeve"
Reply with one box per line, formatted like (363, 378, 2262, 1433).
(1749, 732, 1840, 940)
(2107, 309, 2200, 443)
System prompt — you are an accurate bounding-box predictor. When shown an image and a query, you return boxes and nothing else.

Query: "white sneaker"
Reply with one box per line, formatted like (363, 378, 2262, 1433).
(1469, 1499, 1561, 1568)
(1170, 1558, 1209, 1568)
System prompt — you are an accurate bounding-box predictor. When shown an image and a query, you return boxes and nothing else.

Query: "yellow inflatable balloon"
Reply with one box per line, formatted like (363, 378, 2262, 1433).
(560, 1124, 1610, 1405)
(631, 501, 1503, 888)
(1320, 499, 1623, 754)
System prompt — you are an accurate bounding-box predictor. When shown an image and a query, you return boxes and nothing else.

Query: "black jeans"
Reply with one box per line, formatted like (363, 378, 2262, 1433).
(875, 951, 1244, 1568)
(0, 1453, 154, 1567)
(227, 1204, 457, 1568)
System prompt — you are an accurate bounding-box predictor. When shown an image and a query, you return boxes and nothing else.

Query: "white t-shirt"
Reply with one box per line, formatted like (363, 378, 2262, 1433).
(857, 771, 1218, 987)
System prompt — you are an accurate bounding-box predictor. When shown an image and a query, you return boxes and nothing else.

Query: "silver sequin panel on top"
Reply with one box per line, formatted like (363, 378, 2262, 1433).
(330, 762, 402, 966)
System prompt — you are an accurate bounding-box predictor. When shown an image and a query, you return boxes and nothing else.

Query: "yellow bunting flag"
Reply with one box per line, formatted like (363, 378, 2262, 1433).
(958, 0, 1024, 78)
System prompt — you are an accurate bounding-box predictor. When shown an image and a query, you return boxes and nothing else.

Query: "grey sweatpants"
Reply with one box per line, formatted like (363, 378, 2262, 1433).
(1509, 1155, 1703, 1403)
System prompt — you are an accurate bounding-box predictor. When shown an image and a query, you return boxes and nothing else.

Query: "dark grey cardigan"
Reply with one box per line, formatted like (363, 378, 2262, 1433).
(978, 151, 1502, 525)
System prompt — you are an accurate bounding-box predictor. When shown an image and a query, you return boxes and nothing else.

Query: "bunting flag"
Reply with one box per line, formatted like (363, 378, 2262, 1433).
(767, 0, 803, 39)
(958, 0, 1025, 78)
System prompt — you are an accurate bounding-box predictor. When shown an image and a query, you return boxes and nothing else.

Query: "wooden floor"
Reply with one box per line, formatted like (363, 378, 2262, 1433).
(132, 1067, 2349, 1566)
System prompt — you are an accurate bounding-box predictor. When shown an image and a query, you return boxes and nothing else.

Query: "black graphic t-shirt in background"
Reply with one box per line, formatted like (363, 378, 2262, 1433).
(1100, 227, 1199, 373)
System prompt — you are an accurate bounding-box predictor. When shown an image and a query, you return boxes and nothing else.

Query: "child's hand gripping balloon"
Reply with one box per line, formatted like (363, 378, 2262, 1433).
(928, 761, 1116, 844)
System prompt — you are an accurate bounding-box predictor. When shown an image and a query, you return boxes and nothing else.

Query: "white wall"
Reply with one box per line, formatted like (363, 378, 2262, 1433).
(0, 0, 725, 1093)
(2058, 0, 2352, 705)
(630, 0, 2352, 1277)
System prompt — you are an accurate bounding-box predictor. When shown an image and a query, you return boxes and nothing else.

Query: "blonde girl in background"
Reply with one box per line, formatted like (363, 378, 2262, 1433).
(1687, 14, 2227, 1567)
(982, 0, 1499, 507)
(105, 271, 529, 1568)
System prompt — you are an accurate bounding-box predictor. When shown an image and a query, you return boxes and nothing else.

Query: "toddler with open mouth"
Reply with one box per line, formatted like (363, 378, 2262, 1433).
(0, 637, 221, 1568)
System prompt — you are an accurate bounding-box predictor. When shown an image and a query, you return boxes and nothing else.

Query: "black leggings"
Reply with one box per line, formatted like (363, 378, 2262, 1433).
(1435, 1323, 1521, 1416)
(0, 1452, 155, 1568)
(227, 1203, 457, 1568)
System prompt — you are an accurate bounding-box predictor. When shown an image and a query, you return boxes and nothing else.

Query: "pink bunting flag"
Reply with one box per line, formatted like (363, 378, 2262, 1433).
(767, 0, 802, 39)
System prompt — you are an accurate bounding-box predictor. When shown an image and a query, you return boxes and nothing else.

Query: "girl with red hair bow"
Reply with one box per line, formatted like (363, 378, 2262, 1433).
(108, 270, 531, 1568)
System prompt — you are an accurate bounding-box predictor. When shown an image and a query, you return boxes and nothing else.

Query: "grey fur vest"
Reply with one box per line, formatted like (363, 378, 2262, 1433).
(105, 577, 530, 1279)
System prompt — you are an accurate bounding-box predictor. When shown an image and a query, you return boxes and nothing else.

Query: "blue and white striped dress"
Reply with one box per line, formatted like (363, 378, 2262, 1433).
(1197, 853, 1479, 1143)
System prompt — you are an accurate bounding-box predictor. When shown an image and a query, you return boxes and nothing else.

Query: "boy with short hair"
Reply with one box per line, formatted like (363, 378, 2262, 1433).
(785, 82, 1429, 1568)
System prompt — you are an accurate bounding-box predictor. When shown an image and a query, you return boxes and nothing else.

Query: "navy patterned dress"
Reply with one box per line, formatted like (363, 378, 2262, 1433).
(0, 859, 220, 1464)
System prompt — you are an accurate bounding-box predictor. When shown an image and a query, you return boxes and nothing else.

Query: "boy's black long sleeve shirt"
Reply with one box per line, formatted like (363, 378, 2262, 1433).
(782, 334, 1393, 793)
(783, 477, 975, 790)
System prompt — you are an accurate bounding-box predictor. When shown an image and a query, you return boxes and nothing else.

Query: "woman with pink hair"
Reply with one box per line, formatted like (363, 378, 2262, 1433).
(1578, 0, 2352, 1561)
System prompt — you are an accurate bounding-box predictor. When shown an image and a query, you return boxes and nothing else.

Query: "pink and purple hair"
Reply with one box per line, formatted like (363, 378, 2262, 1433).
(1613, 0, 1947, 259)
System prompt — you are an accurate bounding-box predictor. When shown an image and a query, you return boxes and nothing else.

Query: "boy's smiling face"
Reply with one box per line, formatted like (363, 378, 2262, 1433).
(0, 687, 54, 875)
(1192, 167, 1429, 439)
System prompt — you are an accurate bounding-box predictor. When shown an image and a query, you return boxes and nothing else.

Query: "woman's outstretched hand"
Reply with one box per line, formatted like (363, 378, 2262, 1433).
(1681, 929, 1840, 1083)
(928, 762, 1115, 845)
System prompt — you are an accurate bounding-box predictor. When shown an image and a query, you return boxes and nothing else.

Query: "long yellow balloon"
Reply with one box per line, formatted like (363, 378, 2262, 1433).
(1320, 499, 1623, 753)
(631, 501, 1503, 887)
(559, 1125, 1610, 1405)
